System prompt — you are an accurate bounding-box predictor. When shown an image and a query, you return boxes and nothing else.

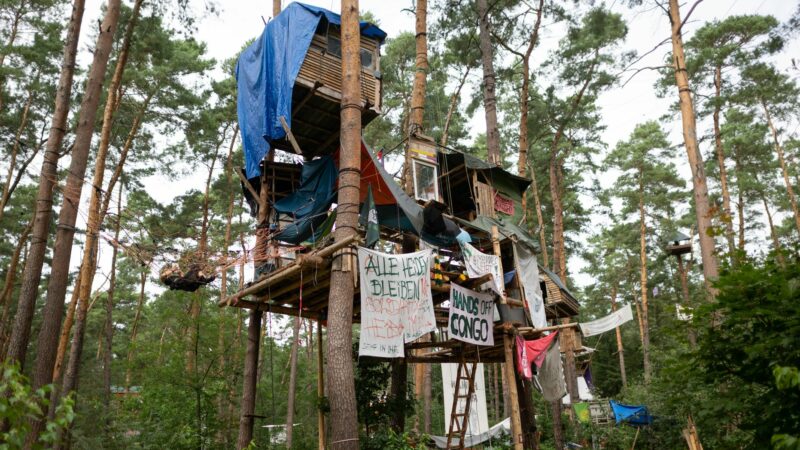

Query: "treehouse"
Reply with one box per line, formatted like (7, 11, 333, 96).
(237, 2, 386, 179)
(539, 265, 581, 319)
(666, 230, 692, 257)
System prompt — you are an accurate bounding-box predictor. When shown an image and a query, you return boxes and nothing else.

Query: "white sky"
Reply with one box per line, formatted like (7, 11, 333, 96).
(71, 0, 799, 293)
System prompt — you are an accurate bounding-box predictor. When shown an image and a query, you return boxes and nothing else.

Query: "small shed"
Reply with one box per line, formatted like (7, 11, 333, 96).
(538, 265, 580, 319)
(438, 152, 531, 225)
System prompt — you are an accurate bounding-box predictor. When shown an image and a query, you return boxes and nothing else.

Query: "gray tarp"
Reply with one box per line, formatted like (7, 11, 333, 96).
(536, 335, 567, 402)
(430, 418, 511, 448)
(513, 242, 547, 329)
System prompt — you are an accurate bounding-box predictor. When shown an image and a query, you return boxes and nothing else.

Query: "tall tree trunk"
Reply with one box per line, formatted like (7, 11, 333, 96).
(408, 0, 429, 431)
(125, 270, 147, 389)
(102, 186, 123, 436)
(273, 0, 281, 17)
(285, 316, 301, 447)
(0, 219, 33, 346)
(760, 193, 785, 265)
(733, 147, 746, 253)
(325, 1, 361, 446)
(5, 0, 86, 367)
(0, 84, 34, 222)
(668, 0, 719, 295)
(237, 309, 262, 449)
(550, 401, 564, 450)
(476, 0, 502, 166)
(46, 0, 139, 421)
(675, 256, 697, 347)
(517, 0, 544, 222)
(610, 282, 627, 388)
(0, 1, 26, 114)
(439, 67, 470, 147)
(762, 100, 800, 235)
(492, 363, 500, 421)
(712, 65, 736, 261)
(638, 175, 651, 384)
(530, 168, 549, 268)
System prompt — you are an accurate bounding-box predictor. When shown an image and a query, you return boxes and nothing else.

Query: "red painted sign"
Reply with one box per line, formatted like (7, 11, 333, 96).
(494, 192, 515, 216)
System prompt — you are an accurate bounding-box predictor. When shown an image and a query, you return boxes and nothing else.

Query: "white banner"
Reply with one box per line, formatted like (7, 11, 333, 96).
(442, 363, 489, 437)
(358, 247, 436, 358)
(448, 284, 495, 346)
(513, 242, 547, 329)
(579, 304, 634, 337)
(461, 242, 504, 295)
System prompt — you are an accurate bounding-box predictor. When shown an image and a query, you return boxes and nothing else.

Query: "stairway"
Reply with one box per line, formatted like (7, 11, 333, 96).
(445, 360, 478, 449)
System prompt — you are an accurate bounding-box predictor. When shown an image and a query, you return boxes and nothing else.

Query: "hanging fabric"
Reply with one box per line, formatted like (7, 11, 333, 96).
(579, 303, 634, 337)
(512, 242, 547, 329)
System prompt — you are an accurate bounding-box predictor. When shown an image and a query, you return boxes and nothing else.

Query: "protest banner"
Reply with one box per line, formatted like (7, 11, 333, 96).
(460, 242, 504, 295)
(579, 303, 633, 337)
(358, 247, 435, 357)
(448, 284, 495, 346)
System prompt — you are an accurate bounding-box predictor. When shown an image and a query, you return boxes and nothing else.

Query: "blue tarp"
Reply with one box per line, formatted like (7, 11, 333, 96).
(609, 400, 654, 426)
(236, 3, 387, 178)
(273, 155, 337, 244)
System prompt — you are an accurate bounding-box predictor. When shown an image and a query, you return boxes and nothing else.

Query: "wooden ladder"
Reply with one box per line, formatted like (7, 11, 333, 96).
(445, 360, 478, 449)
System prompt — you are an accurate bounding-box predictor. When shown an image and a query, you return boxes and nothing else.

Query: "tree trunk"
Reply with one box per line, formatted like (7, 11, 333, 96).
(102, 186, 122, 437)
(125, 270, 147, 389)
(0, 85, 34, 222)
(273, 0, 281, 17)
(550, 401, 564, 450)
(0, 219, 33, 347)
(668, 0, 719, 295)
(45, 0, 139, 418)
(762, 100, 800, 235)
(761, 193, 785, 265)
(476, 0, 502, 166)
(517, 0, 544, 222)
(517, 377, 538, 450)
(285, 316, 301, 448)
(0, 1, 26, 114)
(237, 309, 262, 449)
(439, 67, 470, 147)
(408, 1, 429, 430)
(389, 360, 408, 432)
(733, 147, 746, 252)
(610, 282, 627, 388)
(712, 65, 736, 261)
(325, 1, 362, 446)
(5, 0, 86, 367)
(638, 175, 651, 384)
(676, 256, 698, 347)
(492, 363, 500, 421)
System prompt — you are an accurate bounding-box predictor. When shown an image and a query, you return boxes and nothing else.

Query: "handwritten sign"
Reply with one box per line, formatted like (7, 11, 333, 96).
(460, 242, 504, 296)
(358, 247, 435, 358)
(494, 192, 515, 216)
(448, 284, 495, 346)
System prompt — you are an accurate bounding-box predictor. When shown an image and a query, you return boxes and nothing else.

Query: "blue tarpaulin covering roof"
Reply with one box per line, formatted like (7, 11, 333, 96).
(236, 2, 387, 178)
(610, 400, 654, 426)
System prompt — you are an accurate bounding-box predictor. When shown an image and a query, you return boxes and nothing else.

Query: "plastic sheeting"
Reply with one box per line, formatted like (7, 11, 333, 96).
(273, 155, 337, 244)
(513, 242, 547, 328)
(609, 400, 654, 426)
(430, 418, 511, 449)
(236, 3, 386, 178)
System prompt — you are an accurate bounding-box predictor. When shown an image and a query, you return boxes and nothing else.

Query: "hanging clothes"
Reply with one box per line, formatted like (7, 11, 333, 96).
(537, 336, 567, 402)
(515, 335, 533, 380)
(524, 331, 559, 369)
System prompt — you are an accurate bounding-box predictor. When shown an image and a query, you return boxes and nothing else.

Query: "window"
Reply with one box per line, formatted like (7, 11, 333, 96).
(360, 48, 373, 69)
(326, 35, 342, 58)
(413, 160, 439, 202)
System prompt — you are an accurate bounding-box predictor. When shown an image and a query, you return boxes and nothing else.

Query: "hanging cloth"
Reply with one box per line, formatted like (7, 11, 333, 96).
(524, 331, 559, 369)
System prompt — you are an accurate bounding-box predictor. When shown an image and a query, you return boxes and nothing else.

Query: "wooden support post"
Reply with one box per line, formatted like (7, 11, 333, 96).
(317, 320, 326, 450)
(237, 309, 262, 449)
(491, 226, 506, 304)
(503, 333, 523, 450)
(280, 116, 304, 155)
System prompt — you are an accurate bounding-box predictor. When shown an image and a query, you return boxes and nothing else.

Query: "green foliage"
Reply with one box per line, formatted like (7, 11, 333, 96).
(0, 362, 75, 449)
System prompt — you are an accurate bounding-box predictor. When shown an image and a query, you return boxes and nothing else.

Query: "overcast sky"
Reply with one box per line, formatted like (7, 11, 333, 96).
(73, 0, 799, 293)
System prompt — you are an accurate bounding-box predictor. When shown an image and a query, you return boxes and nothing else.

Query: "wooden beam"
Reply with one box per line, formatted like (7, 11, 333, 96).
(280, 115, 304, 155)
(293, 81, 322, 116)
(503, 333, 524, 450)
(236, 167, 264, 211)
(220, 234, 358, 306)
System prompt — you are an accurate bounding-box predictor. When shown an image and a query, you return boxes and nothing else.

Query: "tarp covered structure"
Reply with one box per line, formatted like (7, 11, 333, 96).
(609, 400, 654, 426)
(236, 2, 386, 178)
(267, 140, 466, 246)
(439, 152, 531, 225)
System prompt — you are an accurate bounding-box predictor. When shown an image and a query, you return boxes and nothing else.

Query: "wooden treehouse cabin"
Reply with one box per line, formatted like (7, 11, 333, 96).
(278, 22, 384, 157)
(666, 230, 692, 257)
